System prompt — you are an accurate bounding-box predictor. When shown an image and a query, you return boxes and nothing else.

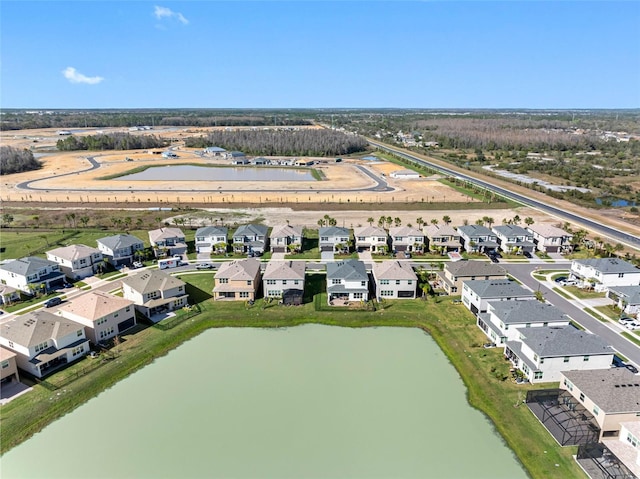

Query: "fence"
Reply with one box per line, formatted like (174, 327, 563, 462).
(152, 304, 202, 331)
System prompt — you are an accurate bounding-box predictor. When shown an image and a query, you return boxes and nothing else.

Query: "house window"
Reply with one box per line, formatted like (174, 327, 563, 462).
(618, 273, 625, 278)
(353, 293, 364, 299)
(282, 280, 287, 285)
(8, 341, 14, 348)
(539, 358, 544, 364)
(1, 360, 8, 369)
(563, 357, 570, 363)
(247, 280, 252, 285)
(408, 280, 413, 285)
(361, 281, 367, 286)
(77, 330, 83, 337)
(99, 327, 115, 339)
(178, 286, 184, 291)
(126, 307, 130, 312)
(534, 372, 543, 380)
(525, 323, 531, 328)
(239, 292, 250, 298)
(35, 341, 49, 353)
(579, 393, 585, 402)
(266, 279, 276, 285)
(533, 354, 538, 361)
(593, 405, 600, 416)
(381, 290, 393, 297)
(72, 345, 85, 357)
(583, 356, 589, 362)
(381, 280, 389, 285)
(332, 279, 341, 285)
(219, 278, 229, 284)
(563, 379, 574, 391)
(396, 280, 400, 285)
(294, 280, 299, 285)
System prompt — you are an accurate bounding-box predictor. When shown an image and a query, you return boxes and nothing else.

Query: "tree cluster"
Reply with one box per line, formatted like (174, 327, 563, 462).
(56, 133, 167, 151)
(185, 129, 368, 156)
(0, 146, 42, 175)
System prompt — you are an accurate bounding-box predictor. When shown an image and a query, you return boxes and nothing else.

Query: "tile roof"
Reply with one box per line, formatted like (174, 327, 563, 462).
(263, 261, 306, 280)
(372, 261, 417, 281)
(47, 244, 101, 261)
(121, 270, 185, 294)
(0, 311, 82, 347)
(488, 301, 569, 324)
(519, 326, 614, 357)
(97, 234, 144, 250)
(463, 279, 534, 298)
(562, 368, 640, 413)
(0, 257, 60, 276)
(57, 291, 133, 322)
(445, 260, 506, 278)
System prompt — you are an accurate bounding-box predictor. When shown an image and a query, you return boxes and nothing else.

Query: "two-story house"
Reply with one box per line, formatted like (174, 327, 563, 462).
(437, 260, 506, 295)
(423, 224, 461, 253)
(526, 224, 574, 253)
(263, 261, 306, 304)
(0, 257, 66, 294)
(0, 346, 20, 385)
(319, 227, 351, 253)
(505, 326, 614, 383)
(326, 260, 369, 304)
(148, 228, 187, 258)
(269, 224, 303, 254)
(606, 285, 640, 316)
(477, 300, 571, 346)
(388, 226, 424, 253)
(213, 258, 261, 301)
(46, 244, 104, 280)
(121, 270, 188, 319)
(570, 258, 640, 292)
(457, 225, 499, 254)
(232, 224, 269, 254)
(492, 225, 536, 255)
(96, 234, 145, 266)
(353, 226, 388, 253)
(0, 284, 20, 306)
(461, 279, 536, 316)
(0, 311, 89, 378)
(372, 261, 417, 299)
(195, 226, 228, 254)
(57, 291, 136, 344)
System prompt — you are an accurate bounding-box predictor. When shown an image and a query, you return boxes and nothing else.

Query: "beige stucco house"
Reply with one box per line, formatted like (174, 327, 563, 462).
(122, 270, 188, 319)
(213, 258, 261, 301)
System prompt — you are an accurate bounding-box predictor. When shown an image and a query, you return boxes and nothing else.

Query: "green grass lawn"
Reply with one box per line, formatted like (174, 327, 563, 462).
(622, 332, 640, 346)
(0, 276, 585, 478)
(564, 286, 607, 300)
(594, 305, 620, 321)
(552, 287, 572, 300)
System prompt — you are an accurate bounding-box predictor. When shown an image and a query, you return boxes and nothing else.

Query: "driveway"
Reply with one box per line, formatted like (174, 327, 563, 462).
(321, 251, 334, 261)
(271, 252, 286, 260)
(358, 250, 373, 261)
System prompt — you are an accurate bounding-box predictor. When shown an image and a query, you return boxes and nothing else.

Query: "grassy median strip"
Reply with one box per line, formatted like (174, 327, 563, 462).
(0, 275, 584, 478)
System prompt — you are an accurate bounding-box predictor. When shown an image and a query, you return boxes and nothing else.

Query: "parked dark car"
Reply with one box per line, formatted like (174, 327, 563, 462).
(523, 251, 532, 258)
(44, 297, 62, 308)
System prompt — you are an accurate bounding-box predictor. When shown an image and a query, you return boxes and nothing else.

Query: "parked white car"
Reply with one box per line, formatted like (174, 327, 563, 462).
(624, 321, 640, 331)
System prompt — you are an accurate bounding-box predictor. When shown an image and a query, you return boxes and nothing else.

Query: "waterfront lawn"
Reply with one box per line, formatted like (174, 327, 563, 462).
(0, 286, 584, 478)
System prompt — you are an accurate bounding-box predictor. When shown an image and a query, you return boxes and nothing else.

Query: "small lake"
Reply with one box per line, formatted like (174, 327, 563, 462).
(595, 197, 637, 207)
(115, 165, 315, 182)
(1, 326, 527, 479)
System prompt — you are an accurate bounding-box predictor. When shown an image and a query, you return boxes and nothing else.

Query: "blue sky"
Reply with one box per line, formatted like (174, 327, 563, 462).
(2, 1, 639, 109)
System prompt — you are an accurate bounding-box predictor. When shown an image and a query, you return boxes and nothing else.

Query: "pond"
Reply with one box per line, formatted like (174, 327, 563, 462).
(595, 197, 637, 207)
(114, 165, 316, 182)
(1, 325, 527, 479)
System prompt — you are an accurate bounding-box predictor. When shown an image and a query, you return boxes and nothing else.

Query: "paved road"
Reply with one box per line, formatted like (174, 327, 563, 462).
(369, 140, 640, 251)
(503, 263, 640, 367)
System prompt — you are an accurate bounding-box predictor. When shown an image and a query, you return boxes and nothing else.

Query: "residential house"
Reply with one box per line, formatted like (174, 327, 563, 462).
(269, 224, 303, 254)
(504, 326, 614, 383)
(607, 286, 640, 316)
(0, 311, 89, 378)
(372, 261, 417, 299)
(319, 227, 351, 253)
(263, 261, 306, 303)
(148, 228, 187, 258)
(0, 284, 20, 306)
(462, 279, 536, 316)
(390, 169, 420, 179)
(0, 257, 66, 294)
(492, 225, 536, 254)
(224, 151, 247, 162)
(57, 291, 136, 344)
(423, 224, 461, 254)
(457, 225, 499, 253)
(121, 270, 188, 319)
(477, 300, 571, 346)
(204, 146, 226, 156)
(233, 224, 269, 254)
(389, 226, 424, 253)
(570, 258, 640, 292)
(437, 260, 506, 295)
(603, 422, 640, 478)
(0, 346, 20, 384)
(96, 234, 145, 266)
(213, 258, 261, 301)
(195, 226, 228, 254)
(46, 244, 104, 280)
(326, 260, 369, 303)
(560, 368, 640, 440)
(354, 226, 388, 253)
(526, 224, 574, 253)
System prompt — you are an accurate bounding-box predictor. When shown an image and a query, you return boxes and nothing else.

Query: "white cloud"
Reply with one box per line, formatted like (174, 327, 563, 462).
(62, 67, 104, 85)
(154, 5, 189, 25)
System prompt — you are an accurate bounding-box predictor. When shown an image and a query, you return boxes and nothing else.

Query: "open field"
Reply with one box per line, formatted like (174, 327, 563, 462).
(0, 272, 584, 478)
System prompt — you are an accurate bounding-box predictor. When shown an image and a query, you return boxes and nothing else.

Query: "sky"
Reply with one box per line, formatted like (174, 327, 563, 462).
(1, 1, 639, 109)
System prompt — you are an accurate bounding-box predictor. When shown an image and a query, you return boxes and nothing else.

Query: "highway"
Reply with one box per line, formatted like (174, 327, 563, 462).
(368, 140, 640, 251)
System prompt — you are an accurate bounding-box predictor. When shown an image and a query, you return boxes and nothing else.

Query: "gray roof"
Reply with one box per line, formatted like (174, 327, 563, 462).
(488, 301, 569, 324)
(423, 224, 458, 238)
(148, 228, 185, 244)
(263, 261, 305, 281)
(319, 226, 350, 237)
(270, 224, 303, 239)
(205, 146, 226, 152)
(229, 151, 246, 157)
(354, 225, 387, 237)
(0, 311, 82, 347)
(121, 270, 185, 295)
(492, 224, 531, 237)
(195, 226, 228, 237)
(0, 257, 60, 276)
(457, 224, 494, 237)
(326, 260, 367, 282)
(463, 279, 534, 299)
(445, 260, 506, 278)
(608, 285, 640, 305)
(519, 326, 614, 357)
(574, 258, 639, 274)
(562, 368, 640, 414)
(97, 234, 144, 250)
(234, 224, 268, 238)
(372, 261, 417, 281)
(216, 258, 261, 281)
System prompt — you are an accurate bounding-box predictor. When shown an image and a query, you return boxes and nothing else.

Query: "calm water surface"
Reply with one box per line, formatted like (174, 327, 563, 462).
(115, 165, 315, 181)
(2, 326, 527, 479)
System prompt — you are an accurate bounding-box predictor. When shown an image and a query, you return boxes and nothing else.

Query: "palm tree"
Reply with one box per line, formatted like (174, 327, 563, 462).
(512, 215, 521, 225)
(394, 217, 402, 227)
(65, 213, 76, 228)
(2, 213, 14, 227)
(416, 217, 424, 228)
(614, 243, 624, 256)
(442, 215, 451, 225)
(524, 217, 534, 226)
(317, 219, 324, 228)
(474, 219, 483, 226)
(123, 217, 132, 231)
(385, 216, 393, 229)
(367, 217, 374, 226)
(79, 216, 90, 228)
(328, 218, 337, 227)
(430, 218, 438, 225)
(378, 216, 386, 228)
(136, 218, 144, 229)
(155, 216, 163, 227)
(486, 217, 494, 228)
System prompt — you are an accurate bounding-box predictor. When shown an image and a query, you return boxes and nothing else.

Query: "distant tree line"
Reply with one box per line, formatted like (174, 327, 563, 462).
(185, 129, 369, 156)
(0, 146, 42, 175)
(56, 133, 168, 151)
